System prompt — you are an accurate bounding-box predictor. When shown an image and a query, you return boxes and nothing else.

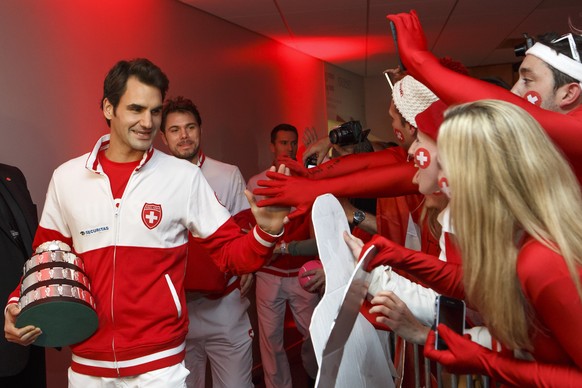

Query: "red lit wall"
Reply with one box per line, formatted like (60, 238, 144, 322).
(0, 2, 328, 385)
(0, 0, 328, 212)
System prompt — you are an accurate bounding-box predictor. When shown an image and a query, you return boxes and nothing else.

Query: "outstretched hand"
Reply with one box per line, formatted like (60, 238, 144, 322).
(253, 167, 318, 221)
(387, 10, 430, 75)
(276, 155, 310, 178)
(302, 137, 332, 166)
(302, 126, 319, 148)
(246, 164, 291, 233)
(360, 234, 413, 271)
(424, 324, 488, 375)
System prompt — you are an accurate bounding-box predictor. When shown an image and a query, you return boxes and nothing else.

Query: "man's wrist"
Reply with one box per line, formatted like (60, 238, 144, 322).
(280, 241, 287, 255)
(352, 210, 366, 226)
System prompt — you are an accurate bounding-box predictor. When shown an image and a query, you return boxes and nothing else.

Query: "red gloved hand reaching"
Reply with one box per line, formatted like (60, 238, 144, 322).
(361, 234, 464, 299)
(425, 324, 582, 386)
(254, 163, 418, 220)
(387, 10, 432, 79)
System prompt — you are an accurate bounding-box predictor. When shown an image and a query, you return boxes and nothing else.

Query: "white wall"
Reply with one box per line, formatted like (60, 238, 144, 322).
(365, 75, 394, 143)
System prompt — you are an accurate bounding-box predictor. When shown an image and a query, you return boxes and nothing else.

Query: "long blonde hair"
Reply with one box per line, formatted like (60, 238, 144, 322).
(438, 99, 582, 350)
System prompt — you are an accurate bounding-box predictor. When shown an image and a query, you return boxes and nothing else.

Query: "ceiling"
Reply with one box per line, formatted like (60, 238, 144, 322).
(178, 0, 581, 77)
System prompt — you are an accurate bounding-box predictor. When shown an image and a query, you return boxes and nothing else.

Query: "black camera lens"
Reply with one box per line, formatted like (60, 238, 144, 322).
(329, 121, 363, 146)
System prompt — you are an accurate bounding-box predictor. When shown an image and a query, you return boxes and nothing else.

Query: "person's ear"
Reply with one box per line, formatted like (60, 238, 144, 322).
(558, 82, 582, 110)
(405, 122, 416, 136)
(103, 99, 114, 120)
(269, 142, 275, 154)
(160, 131, 169, 146)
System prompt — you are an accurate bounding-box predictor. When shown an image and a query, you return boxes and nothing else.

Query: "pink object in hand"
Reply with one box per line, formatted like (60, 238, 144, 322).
(298, 260, 323, 291)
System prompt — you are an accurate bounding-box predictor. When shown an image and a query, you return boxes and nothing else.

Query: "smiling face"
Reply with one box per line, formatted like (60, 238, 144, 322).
(103, 76, 163, 162)
(161, 111, 202, 163)
(408, 130, 440, 195)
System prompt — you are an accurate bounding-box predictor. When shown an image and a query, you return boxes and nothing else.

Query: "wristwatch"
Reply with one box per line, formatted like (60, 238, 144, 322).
(279, 241, 287, 255)
(352, 210, 366, 226)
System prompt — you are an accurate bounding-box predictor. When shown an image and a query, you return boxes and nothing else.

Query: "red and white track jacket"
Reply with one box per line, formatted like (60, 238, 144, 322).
(8, 135, 279, 377)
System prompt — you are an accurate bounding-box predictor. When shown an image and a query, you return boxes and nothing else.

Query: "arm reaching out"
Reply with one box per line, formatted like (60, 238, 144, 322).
(254, 162, 418, 220)
(361, 234, 465, 300)
(387, 10, 582, 168)
(425, 324, 582, 387)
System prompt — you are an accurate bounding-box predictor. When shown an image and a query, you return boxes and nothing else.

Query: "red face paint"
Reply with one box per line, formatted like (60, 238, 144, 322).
(414, 148, 431, 169)
(439, 177, 450, 197)
(394, 129, 405, 143)
(524, 91, 542, 106)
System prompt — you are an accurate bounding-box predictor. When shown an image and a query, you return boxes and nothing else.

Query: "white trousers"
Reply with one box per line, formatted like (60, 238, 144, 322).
(184, 288, 253, 388)
(255, 272, 319, 388)
(68, 362, 189, 388)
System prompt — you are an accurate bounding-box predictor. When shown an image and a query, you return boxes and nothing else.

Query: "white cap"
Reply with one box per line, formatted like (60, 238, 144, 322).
(392, 75, 438, 128)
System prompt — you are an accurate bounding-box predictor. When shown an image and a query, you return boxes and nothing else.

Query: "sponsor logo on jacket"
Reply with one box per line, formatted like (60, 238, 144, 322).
(80, 226, 110, 236)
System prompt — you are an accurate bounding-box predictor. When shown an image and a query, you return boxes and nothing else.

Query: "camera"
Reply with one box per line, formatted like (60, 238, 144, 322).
(304, 154, 318, 169)
(514, 33, 535, 57)
(328, 121, 370, 147)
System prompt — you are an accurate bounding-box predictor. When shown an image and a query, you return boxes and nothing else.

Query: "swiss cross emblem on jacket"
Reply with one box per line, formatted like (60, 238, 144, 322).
(141, 203, 162, 229)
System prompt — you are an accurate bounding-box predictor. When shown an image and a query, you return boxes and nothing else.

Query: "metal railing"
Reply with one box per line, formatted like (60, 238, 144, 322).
(396, 338, 492, 388)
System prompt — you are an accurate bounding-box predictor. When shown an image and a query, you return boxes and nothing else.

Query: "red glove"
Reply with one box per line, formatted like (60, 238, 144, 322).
(281, 147, 409, 181)
(276, 155, 310, 178)
(386, 11, 437, 80)
(254, 162, 418, 220)
(363, 234, 465, 299)
(425, 324, 582, 387)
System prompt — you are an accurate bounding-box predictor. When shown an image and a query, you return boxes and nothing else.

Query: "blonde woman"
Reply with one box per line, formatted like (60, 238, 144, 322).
(358, 100, 582, 386)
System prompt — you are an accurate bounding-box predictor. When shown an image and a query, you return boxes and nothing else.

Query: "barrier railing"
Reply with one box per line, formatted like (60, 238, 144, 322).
(399, 339, 492, 388)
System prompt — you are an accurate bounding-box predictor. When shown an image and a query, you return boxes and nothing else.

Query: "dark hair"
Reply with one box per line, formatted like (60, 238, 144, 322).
(101, 58, 169, 126)
(161, 96, 202, 132)
(538, 33, 582, 89)
(270, 123, 298, 144)
(480, 77, 512, 90)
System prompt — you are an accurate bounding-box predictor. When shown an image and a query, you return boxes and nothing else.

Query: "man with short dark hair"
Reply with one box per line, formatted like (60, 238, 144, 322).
(4, 58, 288, 387)
(247, 124, 320, 388)
(161, 96, 255, 388)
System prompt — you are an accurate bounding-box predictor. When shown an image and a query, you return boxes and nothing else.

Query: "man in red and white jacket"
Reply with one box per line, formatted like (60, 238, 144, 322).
(247, 124, 321, 388)
(160, 96, 256, 388)
(4, 58, 288, 388)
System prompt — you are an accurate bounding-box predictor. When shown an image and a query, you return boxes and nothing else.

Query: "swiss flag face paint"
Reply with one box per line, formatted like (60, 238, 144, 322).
(525, 91, 542, 106)
(439, 177, 451, 198)
(394, 129, 405, 143)
(414, 148, 431, 169)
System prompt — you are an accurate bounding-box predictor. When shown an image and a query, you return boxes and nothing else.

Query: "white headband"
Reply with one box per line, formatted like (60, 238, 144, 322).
(527, 42, 582, 83)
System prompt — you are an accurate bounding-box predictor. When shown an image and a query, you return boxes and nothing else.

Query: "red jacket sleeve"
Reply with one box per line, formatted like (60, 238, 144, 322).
(192, 218, 279, 275)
